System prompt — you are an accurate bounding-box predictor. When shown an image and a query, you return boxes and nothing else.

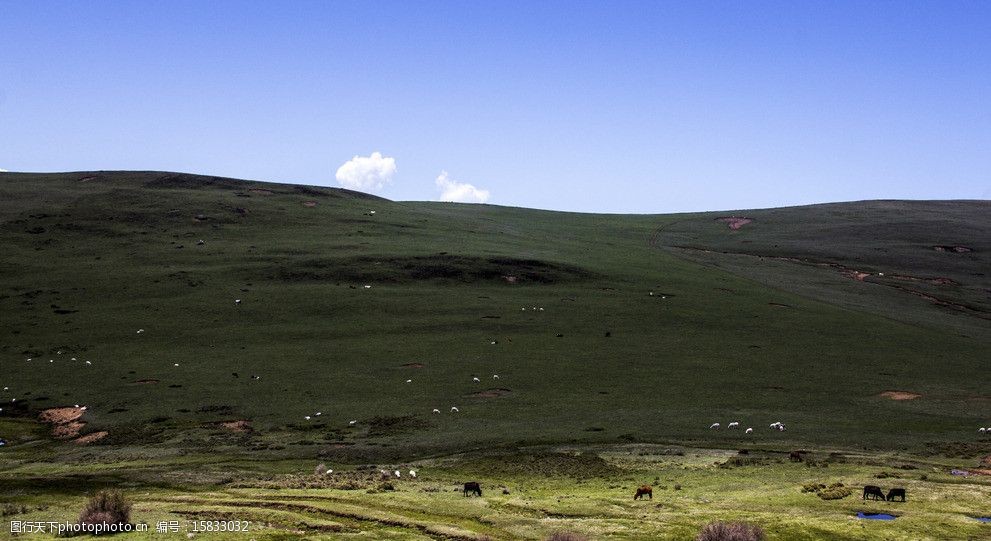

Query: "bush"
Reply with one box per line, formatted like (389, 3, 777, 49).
(696, 521, 765, 541)
(818, 484, 853, 500)
(79, 491, 131, 531)
(545, 532, 589, 541)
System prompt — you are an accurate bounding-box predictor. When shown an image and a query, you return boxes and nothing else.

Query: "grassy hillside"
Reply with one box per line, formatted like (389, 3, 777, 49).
(0, 171, 988, 460)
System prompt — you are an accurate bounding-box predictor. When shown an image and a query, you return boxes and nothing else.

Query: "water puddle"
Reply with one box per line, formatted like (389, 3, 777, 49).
(857, 512, 896, 520)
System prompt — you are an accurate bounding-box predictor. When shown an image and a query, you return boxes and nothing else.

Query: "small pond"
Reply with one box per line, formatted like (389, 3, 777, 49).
(972, 517, 991, 523)
(857, 512, 896, 520)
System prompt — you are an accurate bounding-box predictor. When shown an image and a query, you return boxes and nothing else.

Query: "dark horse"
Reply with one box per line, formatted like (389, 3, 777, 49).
(634, 485, 652, 500)
(789, 450, 804, 462)
(862, 485, 885, 501)
(463, 481, 482, 497)
(886, 488, 906, 502)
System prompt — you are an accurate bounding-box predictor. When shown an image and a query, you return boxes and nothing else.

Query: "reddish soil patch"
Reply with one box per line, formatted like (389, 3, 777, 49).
(249, 189, 274, 195)
(73, 431, 108, 445)
(132, 379, 160, 385)
(879, 391, 922, 401)
(469, 388, 512, 398)
(302, 201, 318, 207)
(716, 217, 752, 230)
(39, 407, 89, 439)
(39, 407, 84, 424)
(220, 420, 252, 433)
(981, 455, 991, 467)
(401, 362, 425, 368)
(842, 270, 871, 281)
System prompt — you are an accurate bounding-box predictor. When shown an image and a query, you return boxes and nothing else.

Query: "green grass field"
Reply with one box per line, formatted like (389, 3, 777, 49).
(1, 171, 989, 539)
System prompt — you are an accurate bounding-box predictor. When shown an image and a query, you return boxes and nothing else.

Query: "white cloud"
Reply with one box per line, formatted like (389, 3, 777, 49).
(335, 152, 396, 192)
(0, 169, 7, 172)
(435, 171, 490, 203)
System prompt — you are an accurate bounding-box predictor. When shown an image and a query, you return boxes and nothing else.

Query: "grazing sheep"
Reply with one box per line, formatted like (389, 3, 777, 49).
(235, 299, 241, 304)
(451, 406, 460, 413)
(315, 412, 322, 416)
(493, 374, 499, 379)
(709, 423, 720, 429)
(409, 470, 417, 478)
(432, 408, 440, 414)
(363, 285, 372, 289)
(406, 379, 412, 383)
(85, 361, 92, 365)
(304, 416, 311, 421)
(745, 427, 754, 434)
(349, 420, 357, 425)
(980, 428, 987, 433)
(394, 470, 401, 478)
(727, 422, 740, 429)
(472, 377, 480, 383)
(173, 363, 180, 367)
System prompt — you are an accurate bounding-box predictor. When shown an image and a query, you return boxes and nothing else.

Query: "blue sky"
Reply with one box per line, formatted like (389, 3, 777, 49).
(1, 1, 988, 212)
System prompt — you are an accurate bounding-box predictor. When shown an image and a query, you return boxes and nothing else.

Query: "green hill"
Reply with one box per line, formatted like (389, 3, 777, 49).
(1, 171, 988, 458)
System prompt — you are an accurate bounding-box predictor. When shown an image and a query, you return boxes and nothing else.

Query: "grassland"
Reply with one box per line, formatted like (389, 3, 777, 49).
(0, 171, 989, 539)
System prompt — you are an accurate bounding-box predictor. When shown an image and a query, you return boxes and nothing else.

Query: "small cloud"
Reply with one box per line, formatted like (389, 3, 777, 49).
(335, 152, 396, 192)
(435, 171, 490, 203)
(0, 168, 7, 173)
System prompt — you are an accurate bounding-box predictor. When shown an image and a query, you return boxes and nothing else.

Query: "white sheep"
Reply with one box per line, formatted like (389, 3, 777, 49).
(326, 469, 333, 475)
(709, 423, 720, 429)
(363, 285, 372, 289)
(745, 428, 754, 434)
(727, 422, 740, 429)
(981, 427, 987, 433)
(406, 379, 412, 384)
(472, 377, 480, 383)
(304, 416, 311, 420)
(85, 361, 92, 365)
(315, 412, 322, 416)
(174, 363, 180, 367)
(451, 406, 460, 413)
(432, 408, 440, 414)
(235, 299, 241, 304)
(394, 470, 401, 478)
(349, 420, 357, 425)
(493, 374, 499, 379)
(409, 470, 417, 478)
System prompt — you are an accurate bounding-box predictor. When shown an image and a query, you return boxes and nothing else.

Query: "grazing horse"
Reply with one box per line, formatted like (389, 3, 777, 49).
(886, 488, 906, 502)
(789, 450, 804, 462)
(463, 481, 482, 497)
(862, 485, 885, 501)
(634, 485, 652, 500)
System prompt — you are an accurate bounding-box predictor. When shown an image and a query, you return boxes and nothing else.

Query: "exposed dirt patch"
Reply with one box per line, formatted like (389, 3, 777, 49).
(39, 407, 84, 425)
(843, 270, 871, 281)
(302, 201, 318, 207)
(52, 421, 86, 439)
(469, 388, 512, 398)
(502, 275, 518, 284)
(981, 455, 991, 467)
(879, 391, 922, 401)
(220, 420, 253, 433)
(73, 431, 108, 445)
(716, 217, 752, 230)
(249, 189, 274, 196)
(132, 379, 160, 385)
(401, 362, 425, 368)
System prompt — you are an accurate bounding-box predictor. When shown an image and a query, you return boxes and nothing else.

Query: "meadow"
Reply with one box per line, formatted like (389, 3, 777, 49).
(0, 171, 988, 539)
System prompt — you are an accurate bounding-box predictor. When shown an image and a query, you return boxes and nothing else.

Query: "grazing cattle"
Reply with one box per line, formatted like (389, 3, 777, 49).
(789, 450, 804, 462)
(886, 488, 906, 502)
(634, 485, 653, 500)
(863, 485, 885, 501)
(464, 481, 482, 497)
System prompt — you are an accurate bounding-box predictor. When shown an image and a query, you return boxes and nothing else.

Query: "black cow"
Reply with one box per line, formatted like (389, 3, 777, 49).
(463, 481, 482, 497)
(863, 485, 885, 501)
(886, 488, 906, 502)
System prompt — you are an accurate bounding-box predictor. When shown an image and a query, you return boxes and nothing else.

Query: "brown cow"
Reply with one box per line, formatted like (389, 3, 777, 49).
(634, 485, 652, 500)
(463, 481, 482, 497)
(862, 485, 885, 501)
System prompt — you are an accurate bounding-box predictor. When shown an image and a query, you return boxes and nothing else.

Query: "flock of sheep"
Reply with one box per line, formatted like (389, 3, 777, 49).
(708, 421, 787, 434)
